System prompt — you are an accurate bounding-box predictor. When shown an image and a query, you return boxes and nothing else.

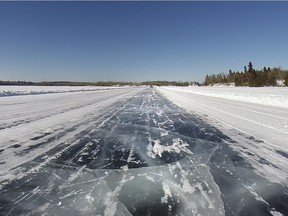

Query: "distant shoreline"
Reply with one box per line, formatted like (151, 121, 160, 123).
(0, 80, 199, 87)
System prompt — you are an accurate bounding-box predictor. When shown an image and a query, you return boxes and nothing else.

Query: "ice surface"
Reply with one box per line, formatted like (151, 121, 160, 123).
(1, 87, 288, 215)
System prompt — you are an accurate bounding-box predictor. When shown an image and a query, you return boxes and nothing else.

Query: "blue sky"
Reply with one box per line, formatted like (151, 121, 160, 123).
(0, 2, 288, 82)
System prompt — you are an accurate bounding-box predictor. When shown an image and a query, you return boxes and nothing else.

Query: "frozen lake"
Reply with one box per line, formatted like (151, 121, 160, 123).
(0, 87, 288, 216)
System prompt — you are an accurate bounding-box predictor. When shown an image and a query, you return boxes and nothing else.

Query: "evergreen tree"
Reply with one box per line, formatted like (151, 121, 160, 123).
(234, 72, 242, 86)
(247, 62, 257, 87)
(285, 73, 288, 86)
(204, 75, 210, 86)
(244, 66, 247, 73)
(227, 70, 234, 83)
(202, 63, 288, 87)
(248, 62, 253, 72)
(266, 71, 276, 86)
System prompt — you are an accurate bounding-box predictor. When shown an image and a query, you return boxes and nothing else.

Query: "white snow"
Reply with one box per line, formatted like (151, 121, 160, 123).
(147, 137, 192, 159)
(270, 210, 284, 216)
(85, 194, 95, 204)
(163, 86, 288, 108)
(0, 85, 126, 97)
(161, 182, 172, 203)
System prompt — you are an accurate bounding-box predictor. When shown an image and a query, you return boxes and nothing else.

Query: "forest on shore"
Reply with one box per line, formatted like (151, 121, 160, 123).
(204, 62, 288, 87)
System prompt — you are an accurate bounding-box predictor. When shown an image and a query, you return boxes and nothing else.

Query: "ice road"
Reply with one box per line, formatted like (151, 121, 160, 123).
(0, 87, 288, 216)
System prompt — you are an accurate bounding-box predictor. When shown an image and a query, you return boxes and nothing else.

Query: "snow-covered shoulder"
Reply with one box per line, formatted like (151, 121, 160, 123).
(0, 85, 128, 97)
(160, 86, 288, 109)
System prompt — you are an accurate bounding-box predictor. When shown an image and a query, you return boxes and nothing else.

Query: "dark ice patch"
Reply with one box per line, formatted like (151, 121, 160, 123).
(30, 132, 52, 141)
(275, 150, 288, 159)
(9, 144, 21, 148)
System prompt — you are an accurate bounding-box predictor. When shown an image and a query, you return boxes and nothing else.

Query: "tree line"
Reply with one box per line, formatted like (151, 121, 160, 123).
(0, 80, 199, 87)
(140, 81, 193, 86)
(204, 62, 288, 87)
(0, 80, 134, 86)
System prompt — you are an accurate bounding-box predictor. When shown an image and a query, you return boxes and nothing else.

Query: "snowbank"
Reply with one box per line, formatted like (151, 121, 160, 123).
(160, 86, 288, 109)
(0, 85, 125, 97)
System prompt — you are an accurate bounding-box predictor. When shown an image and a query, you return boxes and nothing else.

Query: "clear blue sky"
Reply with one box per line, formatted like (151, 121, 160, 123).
(0, 2, 288, 82)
